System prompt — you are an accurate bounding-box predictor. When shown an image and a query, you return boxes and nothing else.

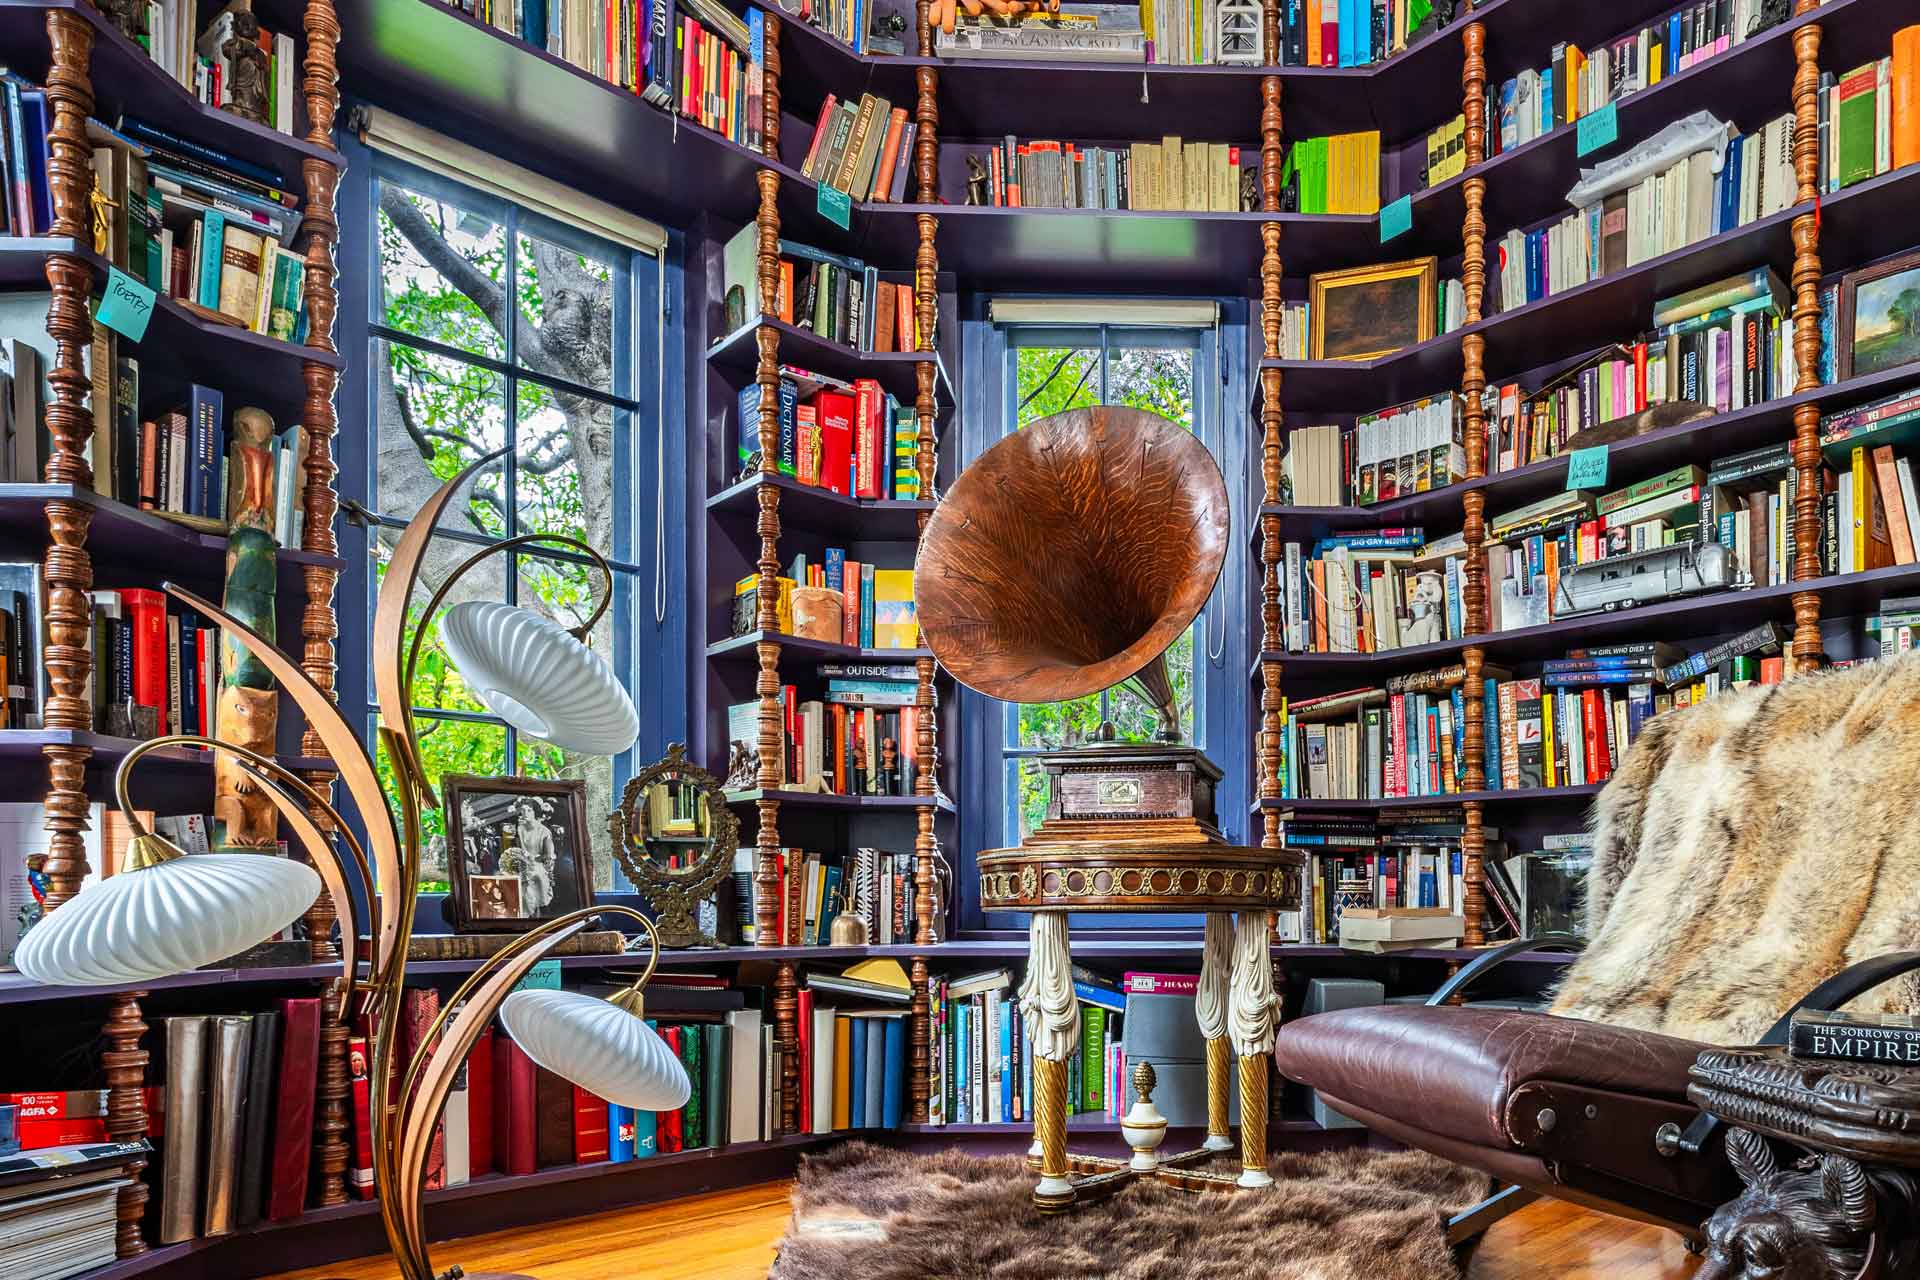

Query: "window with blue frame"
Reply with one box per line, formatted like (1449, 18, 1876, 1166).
(362, 153, 655, 894)
(999, 324, 1222, 849)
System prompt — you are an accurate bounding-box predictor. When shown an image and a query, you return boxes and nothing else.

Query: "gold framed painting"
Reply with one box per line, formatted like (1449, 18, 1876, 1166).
(1309, 256, 1438, 361)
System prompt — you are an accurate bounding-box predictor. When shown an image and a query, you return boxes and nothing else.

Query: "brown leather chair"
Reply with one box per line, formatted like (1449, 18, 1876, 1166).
(1273, 937, 1920, 1243)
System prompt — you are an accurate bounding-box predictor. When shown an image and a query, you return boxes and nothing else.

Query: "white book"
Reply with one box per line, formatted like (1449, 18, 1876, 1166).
(760, 1024, 776, 1141)
(274, 33, 297, 133)
(1878, 57, 1893, 177)
(1839, 482, 1855, 575)
(443, 1078, 470, 1185)
(727, 1009, 764, 1143)
(1896, 459, 1920, 563)
(810, 1004, 834, 1134)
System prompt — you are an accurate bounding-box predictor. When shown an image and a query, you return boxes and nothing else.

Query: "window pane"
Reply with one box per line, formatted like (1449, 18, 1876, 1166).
(1014, 695, 1102, 750)
(1014, 346, 1100, 427)
(376, 338, 509, 534)
(377, 181, 506, 360)
(1107, 344, 1195, 428)
(515, 230, 614, 394)
(1012, 756, 1048, 842)
(386, 716, 508, 893)
(369, 534, 512, 714)
(515, 381, 606, 548)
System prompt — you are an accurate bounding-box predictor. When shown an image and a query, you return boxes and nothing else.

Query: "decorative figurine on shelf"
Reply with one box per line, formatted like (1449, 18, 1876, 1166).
(1749, 0, 1791, 36)
(218, 0, 273, 126)
(91, 0, 146, 43)
(965, 154, 992, 207)
(926, 0, 1059, 35)
(1238, 165, 1260, 213)
(867, 10, 907, 55)
(1403, 571, 1445, 647)
(226, 407, 278, 537)
(1694, 1127, 1920, 1280)
(722, 738, 757, 791)
(212, 411, 282, 851)
(878, 735, 901, 793)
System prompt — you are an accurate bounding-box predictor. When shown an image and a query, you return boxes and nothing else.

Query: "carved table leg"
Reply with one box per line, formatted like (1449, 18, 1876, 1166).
(1197, 912, 1236, 1153)
(1231, 911, 1280, 1189)
(1020, 911, 1080, 1211)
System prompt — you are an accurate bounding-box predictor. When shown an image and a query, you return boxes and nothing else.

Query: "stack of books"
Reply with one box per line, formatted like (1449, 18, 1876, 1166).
(1269, 0, 1435, 69)
(735, 849, 927, 945)
(800, 93, 917, 202)
(969, 136, 1246, 212)
(1282, 394, 1464, 507)
(724, 229, 927, 354)
(726, 670, 928, 801)
(1277, 131, 1382, 215)
(0, 1139, 146, 1280)
(923, 966, 1123, 1126)
(1281, 528, 1486, 655)
(1821, 32, 1920, 194)
(1282, 809, 1481, 943)
(932, 4, 1144, 63)
(134, 0, 300, 134)
(730, 559, 917, 649)
(736, 370, 918, 499)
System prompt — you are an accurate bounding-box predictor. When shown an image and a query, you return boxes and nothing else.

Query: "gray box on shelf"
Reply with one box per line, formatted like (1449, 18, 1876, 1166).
(1303, 979, 1384, 1129)
(1122, 992, 1238, 1128)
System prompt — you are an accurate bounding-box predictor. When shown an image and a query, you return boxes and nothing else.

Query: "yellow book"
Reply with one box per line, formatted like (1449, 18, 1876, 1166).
(1853, 447, 1869, 572)
(1541, 692, 1558, 788)
(1162, 135, 1183, 210)
(872, 569, 918, 649)
(831, 1014, 853, 1131)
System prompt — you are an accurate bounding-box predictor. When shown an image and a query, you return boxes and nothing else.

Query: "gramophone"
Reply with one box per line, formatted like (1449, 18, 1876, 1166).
(917, 406, 1302, 1211)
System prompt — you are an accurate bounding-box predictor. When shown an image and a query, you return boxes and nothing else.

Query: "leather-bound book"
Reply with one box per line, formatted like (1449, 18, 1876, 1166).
(234, 1008, 279, 1227)
(402, 988, 445, 1190)
(703, 1025, 727, 1148)
(267, 997, 320, 1221)
(158, 1015, 209, 1244)
(347, 1033, 375, 1200)
(658, 1027, 684, 1154)
(466, 1025, 495, 1177)
(677, 1024, 704, 1149)
(571, 1085, 609, 1164)
(534, 1067, 574, 1168)
(201, 1014, 252, 1236)
(492, 1032, 537, 1176)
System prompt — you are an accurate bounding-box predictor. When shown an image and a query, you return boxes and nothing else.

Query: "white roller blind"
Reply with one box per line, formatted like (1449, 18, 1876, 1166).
(358, 107, 668, 255)
(988, 299, 1219, 327)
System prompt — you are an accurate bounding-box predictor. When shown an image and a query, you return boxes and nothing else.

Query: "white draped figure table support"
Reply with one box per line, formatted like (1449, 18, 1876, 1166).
(1196, 912, 1237, 1153)
(1230, 909, 1282, 1188)
(1020, 911, 1083, 1210)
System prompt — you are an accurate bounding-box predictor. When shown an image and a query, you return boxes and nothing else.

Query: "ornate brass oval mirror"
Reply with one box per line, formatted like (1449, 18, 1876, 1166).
(610, 743, 738, 949)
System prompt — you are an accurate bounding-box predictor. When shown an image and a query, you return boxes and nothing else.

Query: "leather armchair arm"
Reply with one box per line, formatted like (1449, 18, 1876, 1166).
(1760, 949, 1920, 1045)
(1425, 933, 1584, 1007)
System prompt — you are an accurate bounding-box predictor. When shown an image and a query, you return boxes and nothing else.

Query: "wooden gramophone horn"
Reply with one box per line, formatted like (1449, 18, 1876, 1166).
(915, 406, 1229, 736)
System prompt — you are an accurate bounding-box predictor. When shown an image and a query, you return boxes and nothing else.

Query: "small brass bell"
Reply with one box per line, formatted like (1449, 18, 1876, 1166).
(827, 888, 869, 946)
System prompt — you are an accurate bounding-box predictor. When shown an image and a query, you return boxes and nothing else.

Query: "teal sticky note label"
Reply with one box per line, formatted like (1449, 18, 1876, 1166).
(1379, 194, 1412, 242)
(514, 959, 563, 993)
(1566, 446, 1609, 491)
(1576, 102, 1619, 157)
(817, 184, 852, 230)
(97, 267, 156, 342)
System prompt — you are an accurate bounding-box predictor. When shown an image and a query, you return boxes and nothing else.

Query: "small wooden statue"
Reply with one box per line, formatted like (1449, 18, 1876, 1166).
(90, 0, 146, 42)
(226, 406, 277, 536)
(1238, 165, 1260, 213)
(219, 0, 273, 126)
(212, 407, 281, 850)
(878, 736, 901, 793)
(965, 154, 991, 207)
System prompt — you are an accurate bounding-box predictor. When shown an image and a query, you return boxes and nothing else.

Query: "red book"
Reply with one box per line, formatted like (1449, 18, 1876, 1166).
(840, 559, 861, 646)
(851, 378, 884, 499)
(813, 390, 855, 496)
(797, 989, 815, 1133)
(347, 1034, 375, 1200)
(267, 996, 321, 1221)
(492, 1032, 537, 1176)
(800, 95, 838, 177)
(894, 285, 914, 352)
(657, 1028, 684, 1153)
(118, 587, 169, 734)
(466, 1025, 495, 1178)
(1581, 689, 1604, 783)
(572, 1086, 610, 1164)
(16, 1117, 107, 1148)
(402, 988, 446, 1190)
(2, 1091, 107, 1118)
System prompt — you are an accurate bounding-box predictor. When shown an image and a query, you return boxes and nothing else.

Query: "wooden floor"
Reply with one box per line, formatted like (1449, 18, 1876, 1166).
(269, 1181, 1703, 1280)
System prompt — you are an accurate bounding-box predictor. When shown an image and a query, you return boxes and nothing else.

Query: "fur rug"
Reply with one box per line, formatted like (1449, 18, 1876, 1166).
(1549, 654, 1920, 1044)
(770, 1142, 1491, 1280)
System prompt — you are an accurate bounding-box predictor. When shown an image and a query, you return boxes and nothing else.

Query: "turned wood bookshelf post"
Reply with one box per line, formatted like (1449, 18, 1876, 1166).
(908, 0, 940, 1126)
(1457, 18, 1489, 948)
(1788, 0, 1825, 673)
(297, 0, 350, 1207)
(1256, 9, 1285, 862)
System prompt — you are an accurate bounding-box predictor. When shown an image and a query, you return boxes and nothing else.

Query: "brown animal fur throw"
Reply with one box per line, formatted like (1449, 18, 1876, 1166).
(772, 1142, 1491, 1280)
(1549, 654, 1920, 1044)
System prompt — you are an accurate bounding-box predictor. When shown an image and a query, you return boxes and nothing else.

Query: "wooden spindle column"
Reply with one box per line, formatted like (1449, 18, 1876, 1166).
(747, 17, 800, 1136)
(1256, 52, 1285, 851)
(908, 19, 940, 1123)
(43, 11, 149, 1257)
(1457, 21, 1490, 946)
(297, 0, 350, 1207)
(1786, 2, 1824, 673)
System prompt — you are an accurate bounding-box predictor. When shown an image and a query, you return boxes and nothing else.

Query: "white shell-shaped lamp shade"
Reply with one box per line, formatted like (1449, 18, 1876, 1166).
(14, 853, 322, 986)
(439, 601, 640, 756)
(499, 988, 691, 1111)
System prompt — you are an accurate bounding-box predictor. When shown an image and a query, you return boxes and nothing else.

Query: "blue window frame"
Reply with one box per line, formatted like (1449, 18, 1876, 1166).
(356, 149, 663, 895)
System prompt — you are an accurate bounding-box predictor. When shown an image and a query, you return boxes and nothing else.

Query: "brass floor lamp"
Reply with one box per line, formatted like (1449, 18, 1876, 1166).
(17, 451, 689, 1280)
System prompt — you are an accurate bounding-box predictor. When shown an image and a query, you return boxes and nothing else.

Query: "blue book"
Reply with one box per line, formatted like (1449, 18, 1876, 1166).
(633, 1107, 658, 1158)
(1721, 135, 1743, 235)
(882, 1016, 905, 1129)
(1337, 0, 1356, 66)
(998, 1008, 1012, 1122)
(956, 1004, 970, 1124)
(198, 210, 227, 310)
(187, 385, 223, 518)
(1419, 863, 1438, 907)
(1450, 686, 1466, 787)
(817, 864, 843, 946)
(1668, 12, 1684, 78)
(523, 0, 547, 53)
(859, 563, 875, 648)
(1425, 705, 1441, 793)
(145, 192, 164, 288)
(1539, 67, 1553, 137)
(849, 1018, 869, 1128)
(608, 1104, 636, 1161)
(118, 118, 287, 190)
(641, 0, 674, 106)
(1482, 678, 1500, 789)
(179, 615, 199, 736)
(19, 91, 51, 235)
(1072, 981, 1124, 1013)
(823, 546, 845, 591)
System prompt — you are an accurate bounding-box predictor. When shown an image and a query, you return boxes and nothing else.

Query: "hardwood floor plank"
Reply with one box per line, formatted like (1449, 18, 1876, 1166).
(266, 1179, 1701, 1280)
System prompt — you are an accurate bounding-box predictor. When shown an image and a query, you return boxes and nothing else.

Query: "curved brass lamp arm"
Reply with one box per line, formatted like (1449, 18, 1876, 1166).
(111, 735, 371, 1017)
(161, 581, 407, 972)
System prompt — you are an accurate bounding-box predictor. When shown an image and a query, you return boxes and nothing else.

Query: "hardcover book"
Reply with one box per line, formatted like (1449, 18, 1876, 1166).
(1789, 1008, 1920, 1063)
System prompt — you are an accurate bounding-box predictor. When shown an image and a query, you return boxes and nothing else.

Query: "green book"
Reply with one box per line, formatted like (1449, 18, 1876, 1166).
(702, 1024, 727, 1148)
(1082, 1006, 1106, 1114)
(1598, 464, 1706, 516)
(1835, 62, 1879, 189)
(676, 1025, 704, 1148)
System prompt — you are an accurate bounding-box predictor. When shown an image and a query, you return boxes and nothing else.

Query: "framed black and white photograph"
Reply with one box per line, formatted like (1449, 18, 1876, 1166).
(442, 775, 593, 933)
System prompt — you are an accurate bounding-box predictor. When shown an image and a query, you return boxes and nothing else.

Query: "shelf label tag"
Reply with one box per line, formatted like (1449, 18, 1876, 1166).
(1379, 194, 1412, 242)
(1566, 445, 1609, 491)
(514, 959, 563, 993)
(98, 268, 155, 342)
(817, 184, 852, 230)
(1576, 102, 1619, 157)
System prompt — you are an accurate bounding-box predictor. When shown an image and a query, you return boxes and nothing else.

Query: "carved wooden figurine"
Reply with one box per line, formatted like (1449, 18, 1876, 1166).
(214, 410, 281, 850)
(218, 0, 272, 126)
